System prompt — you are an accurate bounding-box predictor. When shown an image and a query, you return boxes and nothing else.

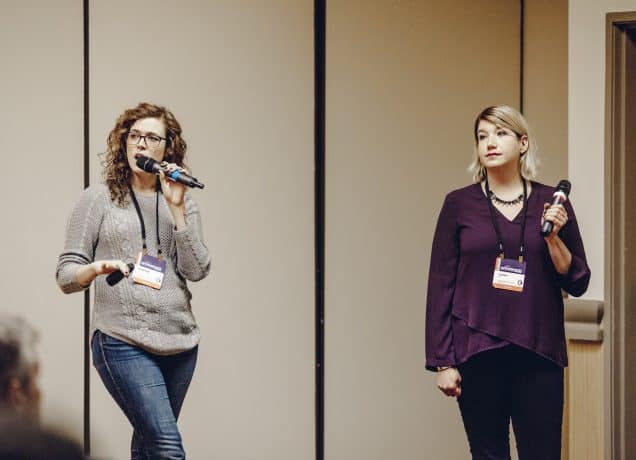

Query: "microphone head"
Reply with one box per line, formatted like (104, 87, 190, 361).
(135, 154, 158, 173)
(556, 179, 571, 196)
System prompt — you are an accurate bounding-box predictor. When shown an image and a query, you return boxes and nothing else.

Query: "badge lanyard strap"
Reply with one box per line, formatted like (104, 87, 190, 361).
(129, 185, 163, 258)
(484, 178, 528, 263)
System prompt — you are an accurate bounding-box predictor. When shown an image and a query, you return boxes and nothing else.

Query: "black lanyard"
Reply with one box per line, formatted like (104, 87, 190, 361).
(129, 185, 162, 258)
(484, 178, 528, 262)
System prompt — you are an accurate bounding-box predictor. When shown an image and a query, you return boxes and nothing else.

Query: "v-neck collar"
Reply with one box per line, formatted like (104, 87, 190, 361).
(477, 181, 534, 224)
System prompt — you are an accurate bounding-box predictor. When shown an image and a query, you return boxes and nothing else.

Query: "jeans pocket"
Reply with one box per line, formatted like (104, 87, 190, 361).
(93, 330, 142, 364)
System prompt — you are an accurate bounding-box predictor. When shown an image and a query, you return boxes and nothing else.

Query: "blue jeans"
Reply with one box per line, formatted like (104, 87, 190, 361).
(91, 330, 198, 460)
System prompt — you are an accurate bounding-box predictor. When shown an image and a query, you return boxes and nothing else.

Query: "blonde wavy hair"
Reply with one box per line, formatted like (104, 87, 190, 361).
(101, 102, 188, 206)
(468, 105, 539, 183)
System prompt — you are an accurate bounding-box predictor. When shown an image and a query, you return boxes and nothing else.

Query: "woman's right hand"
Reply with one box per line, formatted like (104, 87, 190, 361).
(76, 260, 130, 287)
(436, 367, 462, 397)
(91, 260, 130, 276)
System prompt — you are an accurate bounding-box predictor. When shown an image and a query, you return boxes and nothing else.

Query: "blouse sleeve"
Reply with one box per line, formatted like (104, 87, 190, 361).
(425, 193, 460, 371)
(55, 187, 104, 294)
(555, 199, 591, 297)
(172, 194, 211, 282)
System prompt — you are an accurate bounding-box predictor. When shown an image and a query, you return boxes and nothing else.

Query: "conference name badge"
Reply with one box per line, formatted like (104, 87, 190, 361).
(131, 252, 166, 290)
(492, 257, 526, 292)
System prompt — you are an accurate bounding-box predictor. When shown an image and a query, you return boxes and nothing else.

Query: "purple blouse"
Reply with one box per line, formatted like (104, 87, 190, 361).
(425, 182, 590, 371)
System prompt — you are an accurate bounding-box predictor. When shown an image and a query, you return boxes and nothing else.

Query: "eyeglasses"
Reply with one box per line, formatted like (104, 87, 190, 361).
(126, 131, 166, 148)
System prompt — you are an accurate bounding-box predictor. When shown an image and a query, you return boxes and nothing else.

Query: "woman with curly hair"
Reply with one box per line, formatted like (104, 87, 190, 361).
(56, 102, 210, 459)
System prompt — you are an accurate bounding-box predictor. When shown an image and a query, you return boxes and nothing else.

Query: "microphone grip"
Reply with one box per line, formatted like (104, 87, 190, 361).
(167, 170, 205, 189)
(540, 220, 553, 237)
(106, 263, 134, 286)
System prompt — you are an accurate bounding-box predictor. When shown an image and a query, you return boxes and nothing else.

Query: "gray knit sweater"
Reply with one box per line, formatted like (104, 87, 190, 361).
(56, 183, 210, 355)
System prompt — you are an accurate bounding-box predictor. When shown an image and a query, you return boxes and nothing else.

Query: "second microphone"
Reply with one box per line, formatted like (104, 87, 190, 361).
(135, 154, 205, 189)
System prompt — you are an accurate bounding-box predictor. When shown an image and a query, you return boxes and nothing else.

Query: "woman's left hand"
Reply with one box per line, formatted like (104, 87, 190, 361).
(158, 162, 187, 208)
(541, 202, 568, 239)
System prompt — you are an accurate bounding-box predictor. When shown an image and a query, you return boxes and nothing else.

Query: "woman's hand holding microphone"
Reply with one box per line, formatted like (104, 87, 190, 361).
(158, 162, 187, 207)
(541, 202, 569, 240)
(541, 202, 573, 275)
(158, 161, 189, 230)
(76, 260, 131, 287)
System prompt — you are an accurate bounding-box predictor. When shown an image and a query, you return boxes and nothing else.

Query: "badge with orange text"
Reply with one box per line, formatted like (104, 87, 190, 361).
(492, 257, 526, 292)
(131, 252, 166, 290)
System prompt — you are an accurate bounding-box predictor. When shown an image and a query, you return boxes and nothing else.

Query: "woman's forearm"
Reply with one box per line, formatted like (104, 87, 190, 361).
(75, 263, 98, 287)
(168, 203, 187, 230)
(545, 234, 572, 274)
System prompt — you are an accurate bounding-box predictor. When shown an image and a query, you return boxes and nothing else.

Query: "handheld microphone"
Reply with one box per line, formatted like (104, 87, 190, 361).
(135, 154, 205, 189)
(106, 263, 135, 286)
(540, 179, 571, 237)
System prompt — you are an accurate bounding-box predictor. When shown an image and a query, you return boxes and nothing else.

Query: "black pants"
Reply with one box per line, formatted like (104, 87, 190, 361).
(457, 345, 564, 460)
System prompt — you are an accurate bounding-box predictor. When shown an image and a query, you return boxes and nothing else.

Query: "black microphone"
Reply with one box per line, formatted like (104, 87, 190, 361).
(540, 179, 571, 237)
(135, 154, 204, 189)
(106, 263, 135, 286)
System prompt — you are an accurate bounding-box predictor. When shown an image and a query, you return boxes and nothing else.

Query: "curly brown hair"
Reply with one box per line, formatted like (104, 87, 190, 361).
(101, 102, 188, 206)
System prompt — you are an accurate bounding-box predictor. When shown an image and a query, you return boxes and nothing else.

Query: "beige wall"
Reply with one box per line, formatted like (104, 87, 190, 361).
(2, 1, 314, 459)
(524, 3, 570, 457)
(569, 0, 636, 302)
(0, 0, 84, 442)
(569, 2, 636, 289)
(523, 3, 571, 458)
(1, 1, 579, 459)
(325, 1, 520, 459)
(325, 1, 573, 459)
(88, 1, 314, 459)
(570, 2, 636, 459)
(524, 0, 569, 188)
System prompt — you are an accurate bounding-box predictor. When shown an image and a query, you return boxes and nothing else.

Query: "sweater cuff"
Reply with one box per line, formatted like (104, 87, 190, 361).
(173, 219, 198, 245)
(425, 358, 457, 373)
(56, 265, 90, 294)
(557, 254, 591, 297)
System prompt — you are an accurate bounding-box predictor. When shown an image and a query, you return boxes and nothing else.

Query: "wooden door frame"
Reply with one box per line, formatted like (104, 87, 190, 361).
(605, 11, 636, 460)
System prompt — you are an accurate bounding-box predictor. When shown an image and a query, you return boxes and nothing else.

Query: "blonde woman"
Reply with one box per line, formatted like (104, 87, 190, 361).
(425, 106, 590, 459)
(57, 102, 210, 459)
